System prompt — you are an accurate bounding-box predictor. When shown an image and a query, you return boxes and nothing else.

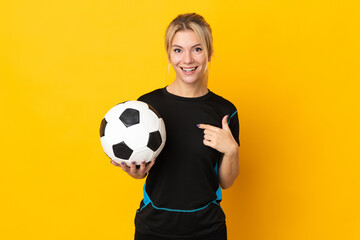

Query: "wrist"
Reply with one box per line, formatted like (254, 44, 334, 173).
(133, 172, 147, 179)
(223, 143, 239, 158)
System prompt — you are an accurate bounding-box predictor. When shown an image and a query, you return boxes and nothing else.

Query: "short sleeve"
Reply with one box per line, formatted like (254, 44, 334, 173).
(228, 110, 240, 146)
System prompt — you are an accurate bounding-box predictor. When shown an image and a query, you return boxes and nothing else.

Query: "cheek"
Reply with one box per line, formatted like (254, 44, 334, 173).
(170, 55, 181, 66)
(195, 54, 207, 65)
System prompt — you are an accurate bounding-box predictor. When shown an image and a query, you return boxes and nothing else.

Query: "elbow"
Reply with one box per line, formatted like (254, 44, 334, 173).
(220, 173, 239, 190)
(220, 178, 236, 190)
(220, 182, 232, 190)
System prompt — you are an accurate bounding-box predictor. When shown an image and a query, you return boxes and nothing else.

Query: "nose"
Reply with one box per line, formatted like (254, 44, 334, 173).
(183, 50, 193, 64)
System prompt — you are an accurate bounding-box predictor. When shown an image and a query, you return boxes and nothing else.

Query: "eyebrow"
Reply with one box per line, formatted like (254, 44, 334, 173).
(171, 44, 202, 48)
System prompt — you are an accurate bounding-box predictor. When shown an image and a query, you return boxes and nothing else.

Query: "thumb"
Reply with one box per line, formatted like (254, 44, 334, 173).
(222, 115, 230, 130)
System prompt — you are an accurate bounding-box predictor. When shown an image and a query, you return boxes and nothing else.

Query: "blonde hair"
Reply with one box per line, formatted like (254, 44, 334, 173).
(165, 13, 214, 63)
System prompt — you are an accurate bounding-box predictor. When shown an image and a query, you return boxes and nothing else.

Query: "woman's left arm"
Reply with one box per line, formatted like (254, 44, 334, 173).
(218, 145, 239, 189)
(198, 115, 240, 189)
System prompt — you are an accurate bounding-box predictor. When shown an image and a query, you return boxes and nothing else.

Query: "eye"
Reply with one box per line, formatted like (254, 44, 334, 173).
(194, 47, 202, 52)
(173, 48, 181, 53)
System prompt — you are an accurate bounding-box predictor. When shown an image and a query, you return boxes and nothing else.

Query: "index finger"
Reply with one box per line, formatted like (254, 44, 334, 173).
(197, 123, 220, 132)
(145, 159, 156, 172)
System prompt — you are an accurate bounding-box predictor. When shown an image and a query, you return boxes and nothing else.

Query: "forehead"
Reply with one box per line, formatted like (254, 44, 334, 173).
(171, 30, 201, 47)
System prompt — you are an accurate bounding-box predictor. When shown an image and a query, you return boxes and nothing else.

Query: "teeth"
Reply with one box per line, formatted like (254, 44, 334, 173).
(181, 67, 196, 72)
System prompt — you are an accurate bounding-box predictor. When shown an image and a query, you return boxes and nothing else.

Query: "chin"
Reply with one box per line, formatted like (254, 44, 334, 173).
(180, 77, 202, 85)
(179, 73, 206, 85)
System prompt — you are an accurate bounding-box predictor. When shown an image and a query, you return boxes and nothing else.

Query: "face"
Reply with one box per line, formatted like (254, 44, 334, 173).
(169, 30, 208, 85)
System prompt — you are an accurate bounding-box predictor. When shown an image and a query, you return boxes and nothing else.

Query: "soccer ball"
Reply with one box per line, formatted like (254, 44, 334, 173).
(100, 101, 166, 166)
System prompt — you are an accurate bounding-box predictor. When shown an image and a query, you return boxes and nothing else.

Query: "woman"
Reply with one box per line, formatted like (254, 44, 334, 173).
(111, 13, 240, 240)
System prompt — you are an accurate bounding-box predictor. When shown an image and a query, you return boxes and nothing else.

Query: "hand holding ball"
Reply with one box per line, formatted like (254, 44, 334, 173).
(100, 101, 166, 166)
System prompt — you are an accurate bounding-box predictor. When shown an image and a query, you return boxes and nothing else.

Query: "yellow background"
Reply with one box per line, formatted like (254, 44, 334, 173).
(1, 0, 359, 239)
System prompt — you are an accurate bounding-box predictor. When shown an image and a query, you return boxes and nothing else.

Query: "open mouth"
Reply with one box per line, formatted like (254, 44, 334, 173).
(180, 66, 198, 73)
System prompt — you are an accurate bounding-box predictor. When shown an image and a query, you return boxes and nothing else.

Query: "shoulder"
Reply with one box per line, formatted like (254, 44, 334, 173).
(137, 88, 164, 102)
(210, 91, 240, 144)
(208, 91, 237, 113)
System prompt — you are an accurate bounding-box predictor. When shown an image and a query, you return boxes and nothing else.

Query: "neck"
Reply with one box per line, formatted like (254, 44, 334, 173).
(167, 79, 208, 98)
